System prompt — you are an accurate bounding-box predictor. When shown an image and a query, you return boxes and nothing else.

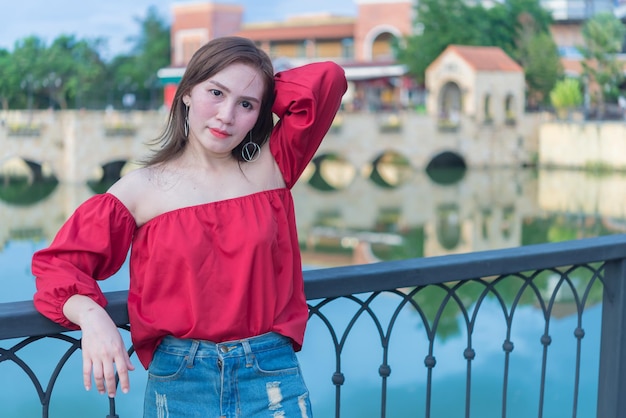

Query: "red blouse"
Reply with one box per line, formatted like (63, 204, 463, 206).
(32, 62, 347, 369)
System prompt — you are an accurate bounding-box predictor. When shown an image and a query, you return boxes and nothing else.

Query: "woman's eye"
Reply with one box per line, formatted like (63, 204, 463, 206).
(210, 89, 222, 97)
(241, 101, 253, 109)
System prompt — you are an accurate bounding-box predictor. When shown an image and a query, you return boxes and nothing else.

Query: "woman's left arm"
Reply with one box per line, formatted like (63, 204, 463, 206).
(270, 61, 348, 188)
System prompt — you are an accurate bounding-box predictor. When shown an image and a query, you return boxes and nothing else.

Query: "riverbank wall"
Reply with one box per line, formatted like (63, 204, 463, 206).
(539, 121, 626, 170)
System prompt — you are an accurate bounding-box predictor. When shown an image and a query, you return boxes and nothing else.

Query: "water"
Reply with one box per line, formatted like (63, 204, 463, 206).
(1, 166, 617, 417)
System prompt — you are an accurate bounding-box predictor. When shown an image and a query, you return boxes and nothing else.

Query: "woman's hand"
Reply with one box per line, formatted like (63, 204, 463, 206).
(63, 295, 135, 397)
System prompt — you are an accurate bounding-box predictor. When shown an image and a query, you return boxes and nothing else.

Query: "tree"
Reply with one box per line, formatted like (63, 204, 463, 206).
(396, 0, 485, 84)
(577, 12, 626, 118)
(550, 78, 583, 118)
(109, 6, 170, 109)
(0, 5, 168, 110)
(10, 36, 48, 110)
(0, 49, 15, 110)
(516, 24, 563, 106)
(505, 0, 552, 33)
(44, 35, 107, 109)
(396, 0, 555, 90)
(6, 35, 107, 110)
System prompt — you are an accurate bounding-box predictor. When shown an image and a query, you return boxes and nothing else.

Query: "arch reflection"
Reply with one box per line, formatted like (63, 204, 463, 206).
(0, 157, 58, 206)
(308, 153, 356, 191)
(367, 150, 413, 188)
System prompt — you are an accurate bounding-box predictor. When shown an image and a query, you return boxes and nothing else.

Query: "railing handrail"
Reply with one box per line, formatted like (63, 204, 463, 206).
(305, 233, 626, 298)
(3, 234, 626, 341)
(4, 234, 626, 417)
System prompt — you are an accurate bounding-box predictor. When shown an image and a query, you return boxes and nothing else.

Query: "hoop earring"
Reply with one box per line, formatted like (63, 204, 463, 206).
(184, 104, 189, 138)
(241, 132, 261, 162)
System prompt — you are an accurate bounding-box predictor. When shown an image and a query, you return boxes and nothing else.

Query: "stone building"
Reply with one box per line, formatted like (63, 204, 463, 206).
(157, 0, 626, 112)
(158, 0, 417, 110)
(425, 45, 525, 127)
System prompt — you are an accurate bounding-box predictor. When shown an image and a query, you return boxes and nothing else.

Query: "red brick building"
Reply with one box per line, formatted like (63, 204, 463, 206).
(157, 0, 417, 110)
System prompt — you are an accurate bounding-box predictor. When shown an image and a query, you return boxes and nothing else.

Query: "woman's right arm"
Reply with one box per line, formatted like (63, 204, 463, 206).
(32, 193, 137, 397)
(63, 294, 135, 397)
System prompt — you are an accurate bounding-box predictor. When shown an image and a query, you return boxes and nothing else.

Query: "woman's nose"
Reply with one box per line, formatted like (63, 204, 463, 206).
(217, 103, 235, 124)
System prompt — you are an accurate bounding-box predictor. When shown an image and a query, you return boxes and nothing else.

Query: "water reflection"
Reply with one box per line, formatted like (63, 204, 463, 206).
(0, 178, 58, 206)
(3, 167, 626, 264)
(1, 167, 615, 417)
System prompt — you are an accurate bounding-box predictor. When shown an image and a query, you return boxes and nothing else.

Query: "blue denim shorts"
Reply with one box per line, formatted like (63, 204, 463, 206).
(143, 332, 313, 417)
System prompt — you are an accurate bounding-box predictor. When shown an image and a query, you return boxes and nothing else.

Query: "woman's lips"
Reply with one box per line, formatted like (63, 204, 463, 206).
(209, 128, 230, 139)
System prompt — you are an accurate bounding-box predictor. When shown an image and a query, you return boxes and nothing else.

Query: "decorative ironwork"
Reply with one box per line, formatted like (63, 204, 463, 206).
(2, 235, 626, 417)
(306, 263, 603, 417)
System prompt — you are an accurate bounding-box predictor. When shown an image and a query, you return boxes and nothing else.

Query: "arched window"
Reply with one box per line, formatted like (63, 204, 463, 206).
(438, 82, 462, 131)
(505, 94, 516, 125)
(484, 94, 493, 124)
(372, 32, 395, 61)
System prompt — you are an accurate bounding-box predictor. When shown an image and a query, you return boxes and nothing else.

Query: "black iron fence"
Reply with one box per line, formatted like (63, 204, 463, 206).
(2, 235, 626, 417)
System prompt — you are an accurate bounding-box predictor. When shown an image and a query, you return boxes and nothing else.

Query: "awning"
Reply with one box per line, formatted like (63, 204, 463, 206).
(342, 64, 407, 81)
(157, 63, 409, 84)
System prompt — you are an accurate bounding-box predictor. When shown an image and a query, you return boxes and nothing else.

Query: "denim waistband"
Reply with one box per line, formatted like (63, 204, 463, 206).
(157, 332, 291, 359)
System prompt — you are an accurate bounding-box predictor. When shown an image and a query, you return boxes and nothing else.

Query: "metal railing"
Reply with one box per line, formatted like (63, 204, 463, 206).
(2, 234, 626, 417)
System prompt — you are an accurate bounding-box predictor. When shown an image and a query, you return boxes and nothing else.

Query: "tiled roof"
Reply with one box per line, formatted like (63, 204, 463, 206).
(444, 45, 523, 72)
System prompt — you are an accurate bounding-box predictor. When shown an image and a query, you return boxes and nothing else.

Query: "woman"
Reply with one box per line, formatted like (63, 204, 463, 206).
(32, 36, 347, 417)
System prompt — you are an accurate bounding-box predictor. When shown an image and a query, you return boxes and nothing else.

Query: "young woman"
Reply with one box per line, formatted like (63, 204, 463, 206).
(32, 36, 347, 417)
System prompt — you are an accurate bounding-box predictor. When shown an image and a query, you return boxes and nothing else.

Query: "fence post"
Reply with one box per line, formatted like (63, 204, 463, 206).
(597, 258, 626, 417)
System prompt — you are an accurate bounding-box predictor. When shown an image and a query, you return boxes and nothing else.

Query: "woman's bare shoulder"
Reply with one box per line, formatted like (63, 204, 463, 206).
(107, 166, 160, 223)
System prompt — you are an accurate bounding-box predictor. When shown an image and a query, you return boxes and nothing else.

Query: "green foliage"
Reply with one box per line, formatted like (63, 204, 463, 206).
(550, 78, 583, 110)
(0, 49, 13, 109)
(397, 0, 556, 88)
(397, 0, 484, 84)
(110, 6, 171, 110)
(44, 35, 107, 109)
(0, 6, 170, 110)
(519, 32, 563, 105)
(577, 12, 626, 112)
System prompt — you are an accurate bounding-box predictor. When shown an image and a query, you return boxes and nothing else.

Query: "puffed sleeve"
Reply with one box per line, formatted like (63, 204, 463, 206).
(270, 61, 348, 188)
(32, 193, 136, 329)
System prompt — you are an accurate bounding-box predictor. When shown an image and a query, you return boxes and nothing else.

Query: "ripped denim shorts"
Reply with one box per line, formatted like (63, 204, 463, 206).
(143, 332, 313, 418)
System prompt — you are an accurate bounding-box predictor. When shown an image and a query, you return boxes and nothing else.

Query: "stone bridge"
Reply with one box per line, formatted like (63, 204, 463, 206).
(1, 110, 164, 184)
(0, 109, 540, 184)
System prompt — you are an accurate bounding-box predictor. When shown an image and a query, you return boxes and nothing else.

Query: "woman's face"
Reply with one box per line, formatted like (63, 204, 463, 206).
(183, 63, 264, 158)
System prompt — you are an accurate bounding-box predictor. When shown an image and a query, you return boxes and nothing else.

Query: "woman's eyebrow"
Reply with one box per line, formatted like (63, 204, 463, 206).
(208, 80, 261, 104)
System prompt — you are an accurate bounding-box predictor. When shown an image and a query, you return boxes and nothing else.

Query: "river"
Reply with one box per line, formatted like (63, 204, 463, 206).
(0, 166, 618, 417)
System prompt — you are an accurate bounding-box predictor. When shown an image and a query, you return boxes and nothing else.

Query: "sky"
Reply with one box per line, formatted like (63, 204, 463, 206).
(0, 0, 357, 58)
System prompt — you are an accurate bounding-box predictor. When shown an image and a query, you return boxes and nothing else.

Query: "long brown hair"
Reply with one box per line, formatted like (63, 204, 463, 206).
(145, 36, 275, 165)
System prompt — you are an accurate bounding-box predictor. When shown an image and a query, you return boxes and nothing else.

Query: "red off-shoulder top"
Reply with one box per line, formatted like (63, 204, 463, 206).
(32, 62, 347, 368)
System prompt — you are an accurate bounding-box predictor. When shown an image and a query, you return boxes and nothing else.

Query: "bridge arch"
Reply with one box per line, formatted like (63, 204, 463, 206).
(425, 151, 467, 185)
(87, 159, 139, 193)
(1, 155, 57, 182)
(0, 156, 59, 182)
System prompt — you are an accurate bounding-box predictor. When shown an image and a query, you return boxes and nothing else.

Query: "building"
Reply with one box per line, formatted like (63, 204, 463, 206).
(157, 0, 626, 110)
(158, 0, 417, 110)
(425, 45, 525, 126)
(547, 0, 626, 57)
